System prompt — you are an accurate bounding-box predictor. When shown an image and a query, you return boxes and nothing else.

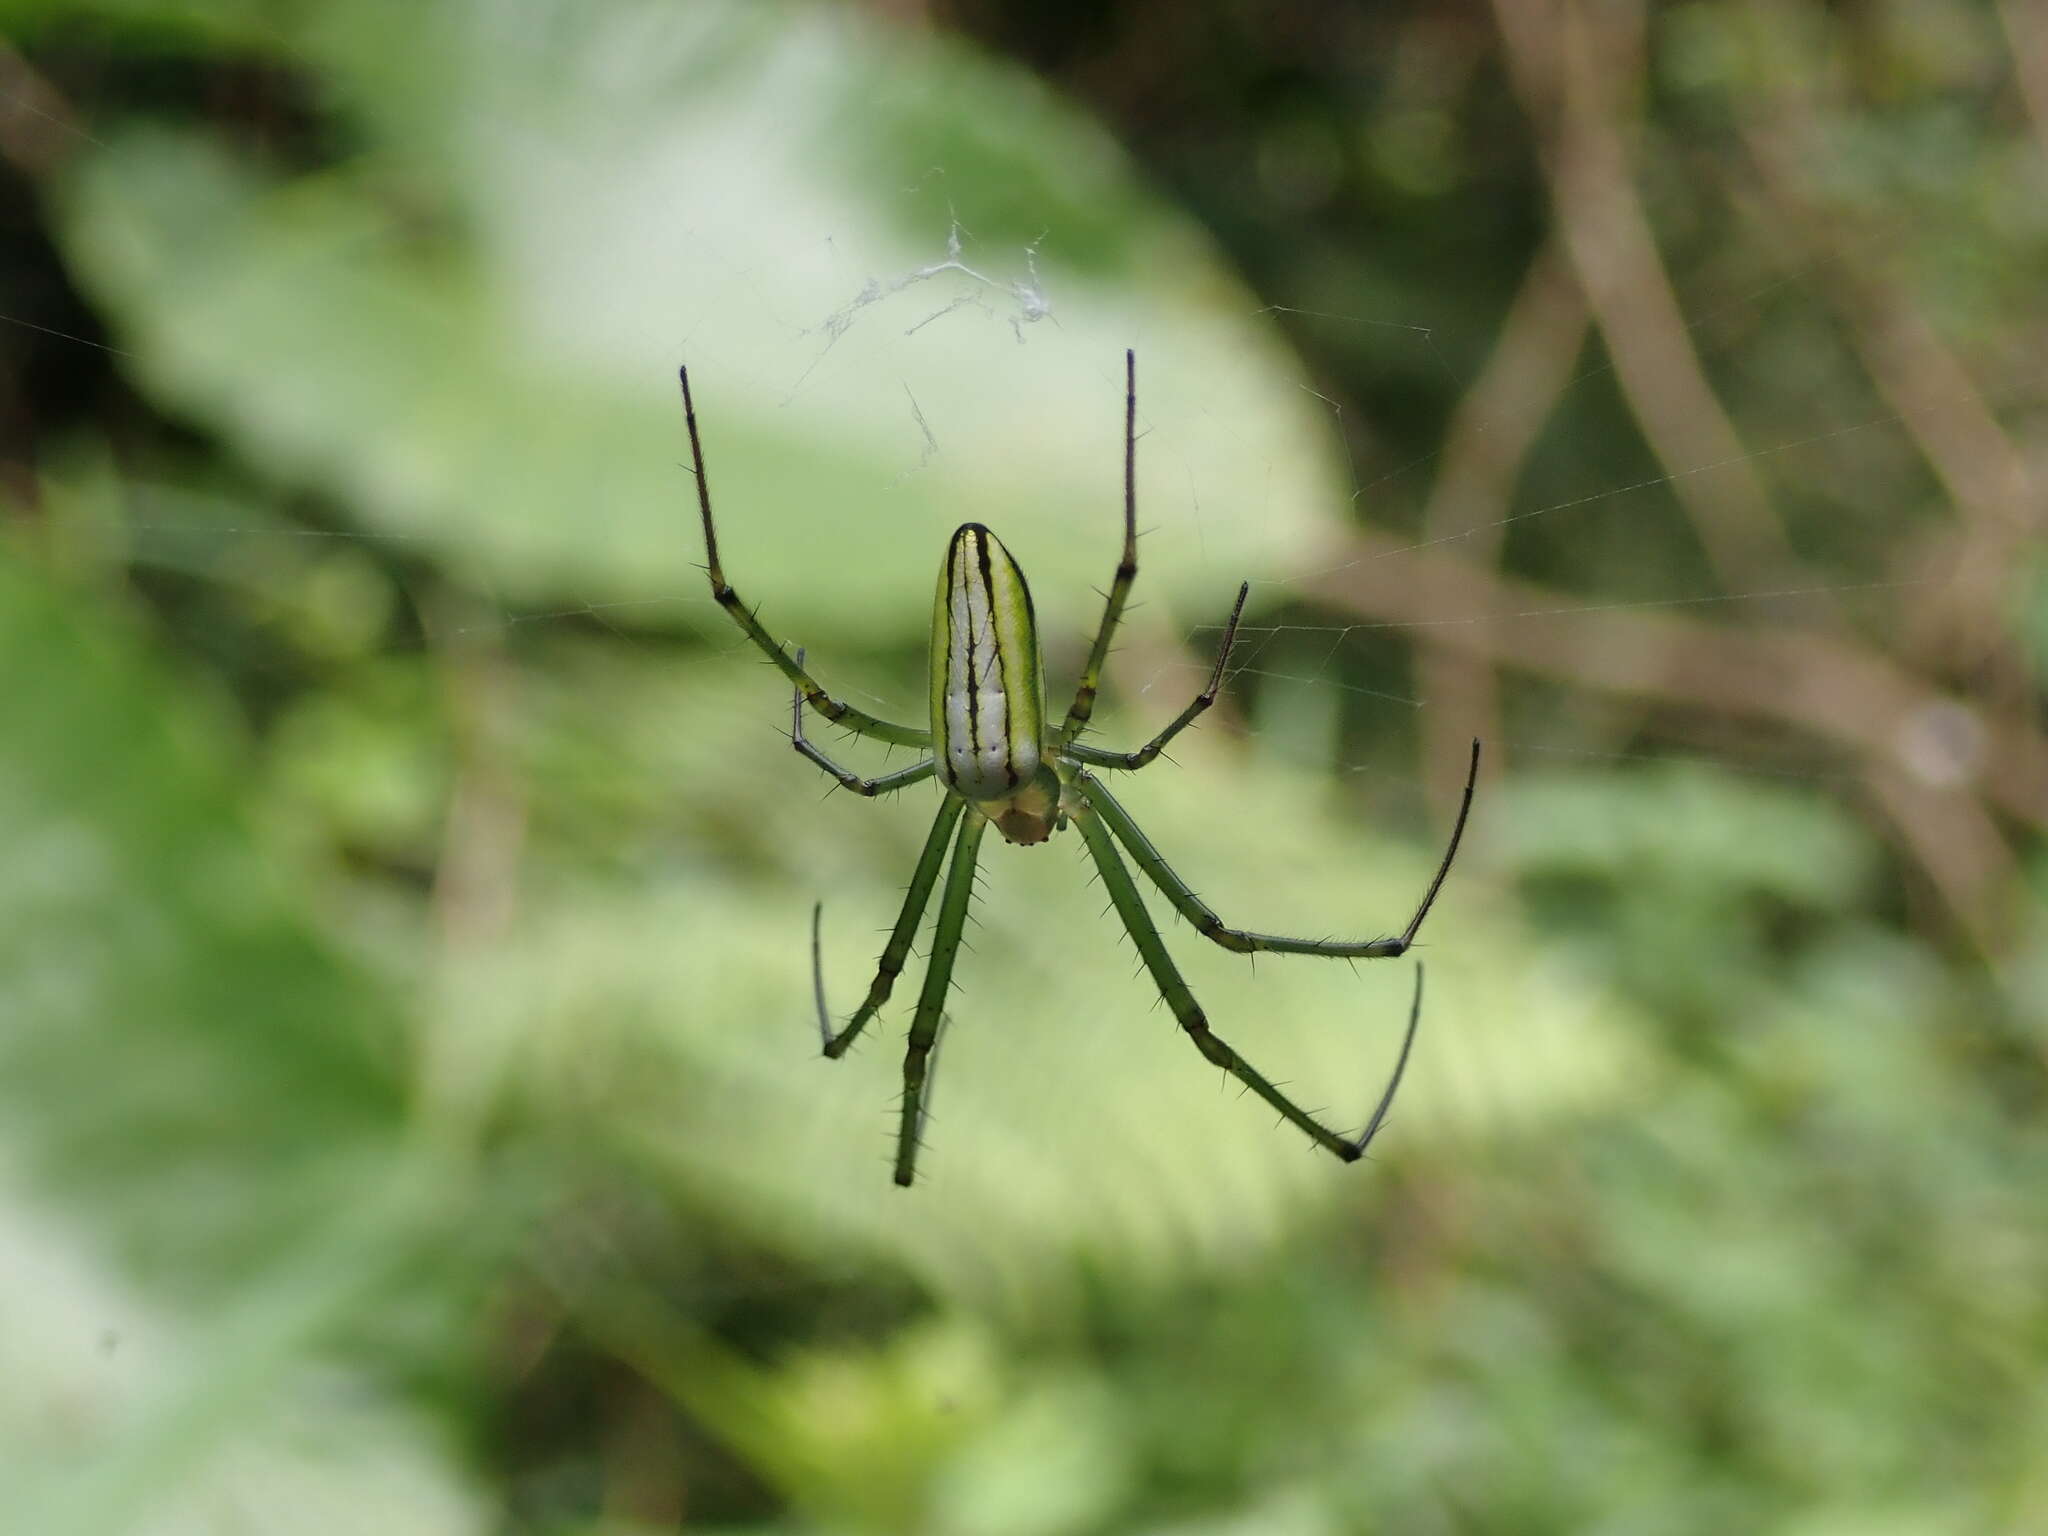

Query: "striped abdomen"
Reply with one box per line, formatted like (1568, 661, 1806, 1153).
(931, 523, 1045, 802)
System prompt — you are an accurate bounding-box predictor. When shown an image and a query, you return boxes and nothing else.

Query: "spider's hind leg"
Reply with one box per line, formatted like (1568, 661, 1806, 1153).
(815, 797, 966, 1058)
(1074, 743, 1480, 961)
(1073, 799, 1423, 1162)
(891, 811, 989, 1186)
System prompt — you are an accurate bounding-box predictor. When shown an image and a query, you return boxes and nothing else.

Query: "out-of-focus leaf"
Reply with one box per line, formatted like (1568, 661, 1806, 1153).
(51, 0, 1337, 644)
(1496, 765, 1873, 908)
(0, 545, 401, 1291)
(0, 545, 488, 1530)
(0, 1188, 488, 1536)
(1492, 764, 1877, 1018)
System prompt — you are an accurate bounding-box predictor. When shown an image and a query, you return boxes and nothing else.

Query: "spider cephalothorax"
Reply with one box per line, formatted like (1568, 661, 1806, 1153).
(683, 351, 1477, 1187)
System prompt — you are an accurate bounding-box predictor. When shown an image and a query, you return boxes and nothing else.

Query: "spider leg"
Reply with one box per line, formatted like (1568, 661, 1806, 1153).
(680, 366, 929, 747)
(1056, 349, 1139, 748)
(1073, 741, 1479, 958)
(1073, 802, 1422, 1162)
(894, 810, 988, 1186)
(1354, 966, 1424, 1157)
(790, 650, 935, 795)
(815, 796, 966, 1057)
(1062, 581, 1249, 772)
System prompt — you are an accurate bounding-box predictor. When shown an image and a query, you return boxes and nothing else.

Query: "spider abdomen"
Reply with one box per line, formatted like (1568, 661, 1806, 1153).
(931, 522, 1046, 803)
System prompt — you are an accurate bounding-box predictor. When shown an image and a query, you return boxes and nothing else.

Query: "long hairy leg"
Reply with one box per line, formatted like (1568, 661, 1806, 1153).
(1056, 350, 1140, 748)
(1073, 803, 1424, 1162)
(1063, 581, 1250, 772)
(789, 649, 935, 795)
(814, 796, 966, 1057)
(1074, 742, 1479, 958)
(893, 810, 988, 1186)
(681, 366, 928, 746)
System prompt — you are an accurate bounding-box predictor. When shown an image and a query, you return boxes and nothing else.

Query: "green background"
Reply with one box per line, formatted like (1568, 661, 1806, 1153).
(0, 1, 2043, 1531)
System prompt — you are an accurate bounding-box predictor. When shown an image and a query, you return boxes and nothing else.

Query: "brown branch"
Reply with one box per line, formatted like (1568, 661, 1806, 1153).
(1414, 236, 1589, 822)
(1488, 0, 1822, 601)
(1732, 12, 2041, 697)
(1309, 530, 2036, 951)
(419, 600, 530, 1141)
(1998, 0, 2048, 171)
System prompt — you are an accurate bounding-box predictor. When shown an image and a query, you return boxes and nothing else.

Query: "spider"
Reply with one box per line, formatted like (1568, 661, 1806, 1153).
(682, 351, 1478, 1187)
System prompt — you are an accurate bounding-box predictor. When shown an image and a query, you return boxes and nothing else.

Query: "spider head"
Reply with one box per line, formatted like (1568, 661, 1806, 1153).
(985, 763, 1064, 846)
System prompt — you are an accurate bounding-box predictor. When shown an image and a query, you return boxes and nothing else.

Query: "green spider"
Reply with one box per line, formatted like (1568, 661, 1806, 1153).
(682, 351, 1478, 1187)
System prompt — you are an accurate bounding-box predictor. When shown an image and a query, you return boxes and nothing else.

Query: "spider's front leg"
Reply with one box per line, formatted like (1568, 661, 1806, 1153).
(1061, 581, 1250, 773)
(789, 649, 935, 796)
(680, 366, 929, 747)
(1056, 350, 1141, 750)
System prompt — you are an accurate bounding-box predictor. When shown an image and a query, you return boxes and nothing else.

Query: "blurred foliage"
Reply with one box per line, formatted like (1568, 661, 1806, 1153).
(0, 1, 2044, 1534)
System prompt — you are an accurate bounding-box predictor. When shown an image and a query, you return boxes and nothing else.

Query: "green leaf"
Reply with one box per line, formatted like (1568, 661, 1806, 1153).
(50, 0, 1340, 646)
(0, 543, 487, 1531)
